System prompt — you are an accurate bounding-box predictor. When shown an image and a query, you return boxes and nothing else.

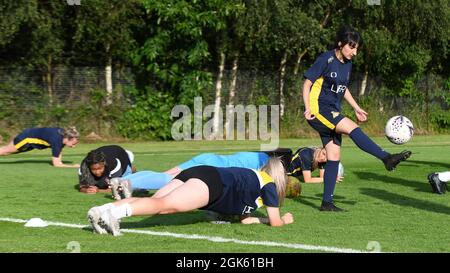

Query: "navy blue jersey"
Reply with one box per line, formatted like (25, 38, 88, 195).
(79, 145, 132, 189)
(262, 148, 293, 171)
(13, 127, 64, 157)
(287, 147, 324, 178)
(304, 50, 352, 114)
(205, 167, 279, 215)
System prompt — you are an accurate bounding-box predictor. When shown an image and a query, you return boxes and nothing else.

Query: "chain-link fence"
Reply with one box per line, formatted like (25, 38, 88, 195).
(0, 65, 448, 140)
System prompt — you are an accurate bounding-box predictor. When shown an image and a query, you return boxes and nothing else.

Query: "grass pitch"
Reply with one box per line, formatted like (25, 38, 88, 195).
(0, 135, 449, 253)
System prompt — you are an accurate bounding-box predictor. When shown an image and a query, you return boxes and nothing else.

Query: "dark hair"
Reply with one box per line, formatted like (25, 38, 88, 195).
(85, 150, 106, 167)
(334, 26, 362, 49)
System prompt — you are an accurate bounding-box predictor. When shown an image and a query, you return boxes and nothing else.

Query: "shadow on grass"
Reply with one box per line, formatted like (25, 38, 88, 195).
(123, 209, 271, 228)
(121, 211, 221, 228)
(401, 160, 450, 170)
(0, 159, 53, 165)
(360, 188, 450, 216)
(353, 171, 431, 193)
(292, 193, 356, 210)
(84, 208, 267, 232)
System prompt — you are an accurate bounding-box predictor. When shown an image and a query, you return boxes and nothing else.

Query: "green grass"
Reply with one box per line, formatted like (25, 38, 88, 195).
(0, 135, 449, 253)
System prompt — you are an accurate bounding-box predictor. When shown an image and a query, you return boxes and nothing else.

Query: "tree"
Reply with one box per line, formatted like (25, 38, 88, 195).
(0, 1, 35, 48)
(136, 0, 244, 139)
(72, 0, 145, 105)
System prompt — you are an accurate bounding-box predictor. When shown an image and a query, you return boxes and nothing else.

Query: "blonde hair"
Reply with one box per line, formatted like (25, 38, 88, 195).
(312, 147, 326, 170)
(261, 157, 288, 206)
(61, 126, 80, 140)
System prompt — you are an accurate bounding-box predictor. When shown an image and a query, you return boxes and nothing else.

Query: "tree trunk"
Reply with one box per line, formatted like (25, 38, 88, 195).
(359, 69, 369, 96)
(212, 51, 226, 139)
(105, 55, 113, 105)
(293, 49, 308, 76)
(279, 51, 287, 117)
(425, 74, 429, 131)
(46, 54, 53, 106)
(225, 52, 239, 137)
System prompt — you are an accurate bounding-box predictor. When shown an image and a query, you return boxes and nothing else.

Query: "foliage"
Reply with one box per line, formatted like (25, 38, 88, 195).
(0, 0, 449, 139)
(117, 87, 175, 140)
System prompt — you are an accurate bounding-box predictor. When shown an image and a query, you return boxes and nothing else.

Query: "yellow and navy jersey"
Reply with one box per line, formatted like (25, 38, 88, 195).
(206, 167, 279, 215)
(304, 50, 352, 113)
(287, 147, 324, 178)
(13, 127, 64, 157)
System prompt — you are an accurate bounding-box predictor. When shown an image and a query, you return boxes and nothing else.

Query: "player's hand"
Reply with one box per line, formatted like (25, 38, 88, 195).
(336, 176, 344, 183)
(304, 109, 315, 120)
(355, 108, 368, 122)
(281, 213, 294, 224)
(85, 186, 98, 194)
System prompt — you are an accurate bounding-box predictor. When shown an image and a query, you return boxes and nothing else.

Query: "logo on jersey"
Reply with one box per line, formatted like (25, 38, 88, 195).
(331, 111, 340, 119)
(327, 57, 334, 64)
(331, 84, 347, 94)
(242, 205, 255, 215)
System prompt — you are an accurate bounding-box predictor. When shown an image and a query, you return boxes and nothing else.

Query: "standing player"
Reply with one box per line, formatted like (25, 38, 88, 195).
(78, 145, 135, 194)
(87, 158, 293, 236)
(0, 127, 80, 168)
(302, 26, 412, 211)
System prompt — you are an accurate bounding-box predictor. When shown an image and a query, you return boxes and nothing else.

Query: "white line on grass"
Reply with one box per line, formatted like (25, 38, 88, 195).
(0, 217, 373, 253)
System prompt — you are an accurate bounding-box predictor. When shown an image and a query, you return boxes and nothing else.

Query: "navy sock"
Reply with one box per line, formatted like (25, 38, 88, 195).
(323, 160, 340, 203)
(349, 127, 390, 160)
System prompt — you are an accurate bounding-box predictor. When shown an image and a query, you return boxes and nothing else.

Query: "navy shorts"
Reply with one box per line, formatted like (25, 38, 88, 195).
(174, 166, 224, 208)
(13, 129, 37, 153)
(307, 109, 345, 146)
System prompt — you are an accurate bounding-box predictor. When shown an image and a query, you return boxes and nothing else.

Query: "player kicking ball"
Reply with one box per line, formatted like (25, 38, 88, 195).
(302, 26, 412, 212)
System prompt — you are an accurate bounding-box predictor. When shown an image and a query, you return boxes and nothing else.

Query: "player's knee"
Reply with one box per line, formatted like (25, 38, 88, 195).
(337, 118, 358, 134)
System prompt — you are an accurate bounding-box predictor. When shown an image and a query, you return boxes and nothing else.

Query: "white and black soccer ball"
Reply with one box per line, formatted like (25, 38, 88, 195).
(385, 115, 414, 145)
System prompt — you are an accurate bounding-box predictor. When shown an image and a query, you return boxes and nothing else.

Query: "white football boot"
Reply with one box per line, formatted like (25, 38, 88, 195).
(98, 209, 121, 236)
(87, 207, 107, 234)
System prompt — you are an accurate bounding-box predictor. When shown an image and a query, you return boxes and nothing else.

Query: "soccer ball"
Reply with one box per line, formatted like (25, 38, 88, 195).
(286, 176, 301, 198)
(385, 116, 414, 145)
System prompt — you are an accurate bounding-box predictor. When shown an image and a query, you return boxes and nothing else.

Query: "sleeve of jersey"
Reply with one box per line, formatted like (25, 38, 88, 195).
(108, 158, 123, 178)
(300, 151, 312, 171)
(261, 183, 279, 207)
(303, 53, 328, 83)
(51, 143, 63, 158)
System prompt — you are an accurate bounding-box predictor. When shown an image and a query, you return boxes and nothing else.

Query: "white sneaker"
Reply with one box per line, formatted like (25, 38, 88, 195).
(98, 209, 121, 236)
(87, 207, 107, 234)
(120, 179, 132, 199)
(109, 178, 122, 200)
(110, 178, 133, 200)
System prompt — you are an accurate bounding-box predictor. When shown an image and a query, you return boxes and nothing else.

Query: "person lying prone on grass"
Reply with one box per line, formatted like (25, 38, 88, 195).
(78, 145, 136, 194)
(87, 157, 294, 236)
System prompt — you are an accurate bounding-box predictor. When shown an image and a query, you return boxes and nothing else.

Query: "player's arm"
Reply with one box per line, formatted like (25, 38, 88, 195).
(52, 153, 80, 168)
(343, 88, 367, 122)
(240, 214, 269, 225)
(302, 79, 315, 120)
(79, 185, 98, 194)
(266, 207, 293, 227)
(240, 207, 293, 227)
(302, 170, 323, 183)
